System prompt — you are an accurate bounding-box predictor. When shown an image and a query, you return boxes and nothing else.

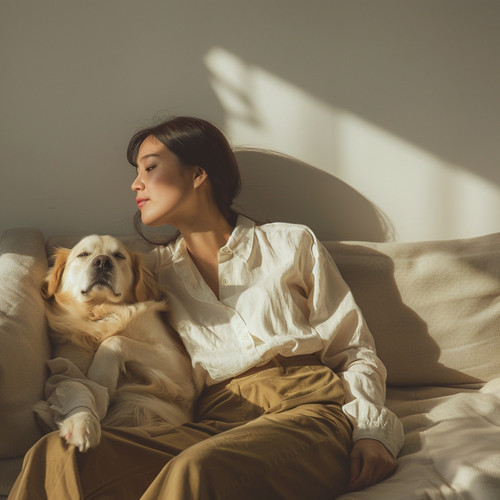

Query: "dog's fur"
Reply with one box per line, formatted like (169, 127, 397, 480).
(41, 235, 196, 451)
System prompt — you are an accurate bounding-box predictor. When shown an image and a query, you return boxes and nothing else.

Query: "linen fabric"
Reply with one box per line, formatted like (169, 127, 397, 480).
(152, 216, 404, 457)
(33, 357, 109, 433)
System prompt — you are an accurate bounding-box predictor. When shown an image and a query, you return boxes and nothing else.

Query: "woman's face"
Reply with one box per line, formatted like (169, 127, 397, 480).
(131, 135, 197, 227)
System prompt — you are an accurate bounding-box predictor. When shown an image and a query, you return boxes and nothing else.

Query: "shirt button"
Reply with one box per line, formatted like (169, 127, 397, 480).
(222, 278, 229, 285)
(222, 247, 231, 254)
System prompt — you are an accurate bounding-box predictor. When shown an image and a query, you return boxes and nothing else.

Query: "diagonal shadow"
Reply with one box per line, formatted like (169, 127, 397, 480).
(234, 148, 395, 242)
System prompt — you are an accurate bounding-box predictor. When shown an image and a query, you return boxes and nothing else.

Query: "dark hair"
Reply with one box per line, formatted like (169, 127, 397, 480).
(127, 116, 241, 239)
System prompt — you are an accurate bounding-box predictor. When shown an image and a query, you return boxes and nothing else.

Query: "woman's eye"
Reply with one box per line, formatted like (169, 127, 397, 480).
(113, 252, 126, 260)
(145, 165, 156, 173)
(78, 252, 89, 258)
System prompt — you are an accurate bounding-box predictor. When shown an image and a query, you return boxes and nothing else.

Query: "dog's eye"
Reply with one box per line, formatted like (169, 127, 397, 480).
(78, 252, 89, 258)
(114, 252, 126, 260)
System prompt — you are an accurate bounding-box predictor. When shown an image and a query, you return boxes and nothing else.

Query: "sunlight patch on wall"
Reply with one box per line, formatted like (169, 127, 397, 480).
(205, 47, 500, 242)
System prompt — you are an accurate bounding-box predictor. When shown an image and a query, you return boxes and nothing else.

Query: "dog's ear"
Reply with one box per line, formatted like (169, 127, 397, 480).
(41, 248, 70, 300)
(132, 252, 163, 302)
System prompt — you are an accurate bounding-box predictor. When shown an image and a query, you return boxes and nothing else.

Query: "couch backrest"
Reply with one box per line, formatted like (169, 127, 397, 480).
(47, 231, 500, 387)
(325, 233, 500, 387)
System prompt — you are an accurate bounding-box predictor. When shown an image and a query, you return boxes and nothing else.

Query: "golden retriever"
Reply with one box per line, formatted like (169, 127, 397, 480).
(41, 235, 196, 451)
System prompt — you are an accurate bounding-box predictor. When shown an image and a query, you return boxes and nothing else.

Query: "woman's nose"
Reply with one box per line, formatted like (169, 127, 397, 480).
(131, 175, 143, 192)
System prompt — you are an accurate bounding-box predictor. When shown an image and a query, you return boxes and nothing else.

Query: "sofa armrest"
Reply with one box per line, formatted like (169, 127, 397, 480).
(0, 228, 50, 458)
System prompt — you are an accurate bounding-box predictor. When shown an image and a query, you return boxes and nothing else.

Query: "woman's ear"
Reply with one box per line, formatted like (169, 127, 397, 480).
(193, 166, 208, 189)
(41, 248, 70, 300)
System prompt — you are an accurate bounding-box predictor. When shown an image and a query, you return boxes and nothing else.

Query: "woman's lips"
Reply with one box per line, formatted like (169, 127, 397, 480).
(136, 198, 149, 208)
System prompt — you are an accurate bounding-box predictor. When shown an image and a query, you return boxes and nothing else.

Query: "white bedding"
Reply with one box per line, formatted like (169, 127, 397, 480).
(339, 378, 500, 499)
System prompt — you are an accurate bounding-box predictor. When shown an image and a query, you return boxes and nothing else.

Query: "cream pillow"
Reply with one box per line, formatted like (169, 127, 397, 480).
(0, 228, 50, 457)
(327, 233, 500, 386)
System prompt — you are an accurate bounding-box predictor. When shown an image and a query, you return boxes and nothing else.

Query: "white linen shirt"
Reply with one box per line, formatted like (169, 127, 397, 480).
(152, 215, 404, 457)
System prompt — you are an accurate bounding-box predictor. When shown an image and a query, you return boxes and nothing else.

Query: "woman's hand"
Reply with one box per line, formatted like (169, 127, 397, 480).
(347, 438, 397, 492)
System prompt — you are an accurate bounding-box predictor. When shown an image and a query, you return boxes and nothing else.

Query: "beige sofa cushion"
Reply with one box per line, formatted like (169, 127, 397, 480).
(326, 232, 500, 386)
(0, 229, 50, 458)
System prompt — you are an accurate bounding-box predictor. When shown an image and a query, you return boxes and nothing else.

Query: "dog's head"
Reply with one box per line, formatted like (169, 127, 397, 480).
(42, 235, 161, 305)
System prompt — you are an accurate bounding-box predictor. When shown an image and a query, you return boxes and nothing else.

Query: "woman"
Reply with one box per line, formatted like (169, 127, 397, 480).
(10, 117, 403, 499)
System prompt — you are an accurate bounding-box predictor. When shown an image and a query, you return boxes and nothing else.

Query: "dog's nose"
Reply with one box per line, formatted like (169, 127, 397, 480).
(92, 255, 113, 271)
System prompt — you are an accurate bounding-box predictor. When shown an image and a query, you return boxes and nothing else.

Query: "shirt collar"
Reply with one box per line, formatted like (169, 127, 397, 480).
(170, 214, 255, 263)
(225, 214, 255, 261)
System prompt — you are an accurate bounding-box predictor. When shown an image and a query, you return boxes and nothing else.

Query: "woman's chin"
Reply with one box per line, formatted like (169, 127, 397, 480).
(142, 220, 160, 227)
(141, 215, 170, 228)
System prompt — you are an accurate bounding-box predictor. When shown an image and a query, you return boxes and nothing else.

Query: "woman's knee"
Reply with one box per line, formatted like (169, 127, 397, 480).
(169, 444, 225, 483)
(24, 430, 72, 460)
(146, 444, 226, 500)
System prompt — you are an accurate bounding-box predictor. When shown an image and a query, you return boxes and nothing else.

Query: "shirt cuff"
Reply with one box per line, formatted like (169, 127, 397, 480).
(352, 425, 403, 458)
(343, 399, 405, 458)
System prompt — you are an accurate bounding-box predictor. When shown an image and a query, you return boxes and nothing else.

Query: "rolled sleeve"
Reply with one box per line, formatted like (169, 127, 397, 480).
(304, 232, 404, 457)
(33, 357, 109, 431)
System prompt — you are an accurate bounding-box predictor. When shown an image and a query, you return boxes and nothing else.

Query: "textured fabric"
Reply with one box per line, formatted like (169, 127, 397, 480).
(326, 233, 500, 386)
(9, 360, 352, 500)
(152, 216, 404, 457)
(33, 358, 109, 432)
(6, 228, 500, 499)
(0, 229, 50, 459)
(338, 378, 500, 499)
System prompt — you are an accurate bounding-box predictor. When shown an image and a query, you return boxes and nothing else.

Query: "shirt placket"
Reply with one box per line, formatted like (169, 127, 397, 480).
(218, 247, 257, 354)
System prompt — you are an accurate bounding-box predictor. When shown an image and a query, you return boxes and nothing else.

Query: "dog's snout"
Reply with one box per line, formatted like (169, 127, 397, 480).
(92, 255, 113, 271)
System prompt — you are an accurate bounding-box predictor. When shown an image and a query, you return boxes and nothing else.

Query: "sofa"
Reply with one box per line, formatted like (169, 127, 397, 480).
(1, 227, 499, 499)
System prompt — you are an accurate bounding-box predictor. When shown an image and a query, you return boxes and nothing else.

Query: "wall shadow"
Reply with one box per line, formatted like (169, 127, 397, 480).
(219, 3, 500, 187)
(234, 148, 395, 242)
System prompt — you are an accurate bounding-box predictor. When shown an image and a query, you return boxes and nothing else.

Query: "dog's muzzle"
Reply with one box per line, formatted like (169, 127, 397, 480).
(81, 255, 121, 296)
(93, 254, 113, 272)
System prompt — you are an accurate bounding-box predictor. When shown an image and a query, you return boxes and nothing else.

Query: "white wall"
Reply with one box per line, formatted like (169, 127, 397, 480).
(1, 0, 499, 242)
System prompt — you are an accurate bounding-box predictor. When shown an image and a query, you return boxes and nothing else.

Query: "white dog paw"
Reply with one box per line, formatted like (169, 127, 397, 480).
(58, 411, 101, 452)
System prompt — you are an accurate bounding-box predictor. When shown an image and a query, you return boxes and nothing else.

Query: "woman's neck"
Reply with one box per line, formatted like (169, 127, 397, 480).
(180, 211, 235, 299)
(181, 212, 234, 260)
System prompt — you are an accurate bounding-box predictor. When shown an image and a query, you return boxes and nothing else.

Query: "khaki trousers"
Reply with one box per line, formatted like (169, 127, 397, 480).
(9, 355, 352, 500)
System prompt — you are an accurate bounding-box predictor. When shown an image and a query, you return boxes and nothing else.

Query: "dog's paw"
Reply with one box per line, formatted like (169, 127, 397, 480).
(58, 411, 101, 452)
(89, 304, 118, 321)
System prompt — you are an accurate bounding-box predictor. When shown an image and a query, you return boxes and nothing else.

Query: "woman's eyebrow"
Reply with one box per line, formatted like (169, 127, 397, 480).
(139, 153, 161, 162)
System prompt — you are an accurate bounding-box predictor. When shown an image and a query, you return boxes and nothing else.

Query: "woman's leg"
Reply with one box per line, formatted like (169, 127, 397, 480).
(10, 357, 352, 500)
(8, 423, 225, 500)
(8, 430, 82, 500)
(8, 380, 258, 499)
(142, 359, 352, 500)
(142, 402, 352, 500)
